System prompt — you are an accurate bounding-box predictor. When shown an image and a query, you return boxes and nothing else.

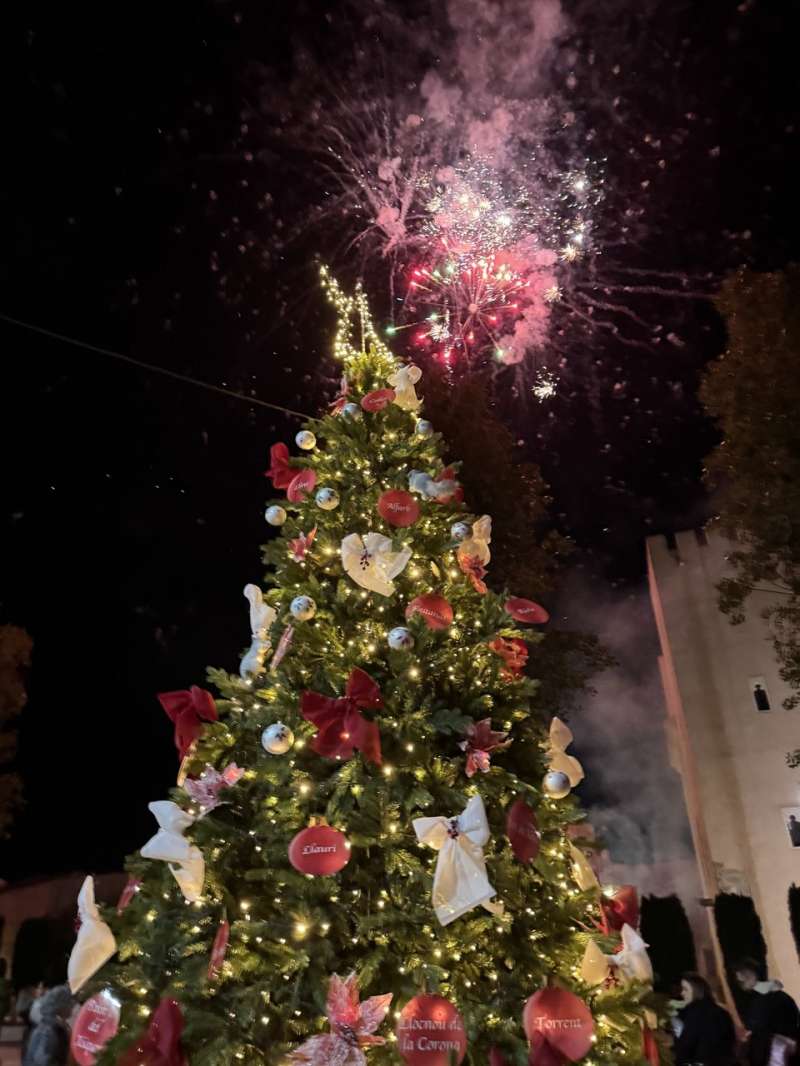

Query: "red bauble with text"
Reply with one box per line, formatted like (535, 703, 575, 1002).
(405, 594, 453, 630)
(505, 597, 550, 624)
(396, 994, 467, 1066)
(70, 993, 120, 1066)
(506, 798, 541, 864)
(523, 987, 594, 1062)
(288, 824, 351, 876)
(378, 489, 420, 528)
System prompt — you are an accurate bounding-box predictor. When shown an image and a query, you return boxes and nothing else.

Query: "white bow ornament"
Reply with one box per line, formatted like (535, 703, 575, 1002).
(140, 800, 205, 902)
(239, 584, 277, 678)
(340, 532, 411, 597)
(569, 843, 599, 891)
(407, 470, 458, 501)
(67, 876, 117, 993)
(456, 515, 492, 566)
(547, 717, 585, 787)
(580, 924, 653, 988)
(388, 364, 422, 411)
(413, 794, 502, 926)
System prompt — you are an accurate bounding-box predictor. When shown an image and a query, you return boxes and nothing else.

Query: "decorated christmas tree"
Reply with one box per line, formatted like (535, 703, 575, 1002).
(68, 271, 662, 1066)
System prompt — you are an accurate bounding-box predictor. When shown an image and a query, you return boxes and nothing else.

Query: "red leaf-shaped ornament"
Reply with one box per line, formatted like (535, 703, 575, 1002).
(523, 987, 594, 1062)
(505, 597, 550, 624)
(506, 799, 541, 864)
(405, 594, 453, 630)
(361, 388, 396, 411)
(287, 468, 317, 502)
(378, 489, 420, 527)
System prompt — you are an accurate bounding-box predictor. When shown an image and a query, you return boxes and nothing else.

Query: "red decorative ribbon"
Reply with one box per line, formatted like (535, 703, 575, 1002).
(642, 1025, 660, 1066)
(488, 636, 528, 678)
(157, 686, 218, 760)
(118, 998, 187, 1066)
(265, 442, 293, 489)
(301, 668, 383, 765)
(598, 884, 640, 933)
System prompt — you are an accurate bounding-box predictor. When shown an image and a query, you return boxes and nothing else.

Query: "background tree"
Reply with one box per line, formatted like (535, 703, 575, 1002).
(640, 894, 696, 995)
(713, 892, 768, 1014)
(701, 266, 800, 705)
(0, 624, 32, 837)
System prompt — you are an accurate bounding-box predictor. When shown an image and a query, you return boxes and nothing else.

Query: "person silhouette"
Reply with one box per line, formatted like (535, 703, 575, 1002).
(753, 684, 771, 711)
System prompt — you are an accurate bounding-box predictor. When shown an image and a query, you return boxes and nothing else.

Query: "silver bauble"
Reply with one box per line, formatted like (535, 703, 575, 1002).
(387, 626, 415, 651)
(415, 419, 434, 438)
(265, 505, 287, 526)
(542, 770, 572, 799)
(290, 595, 317, 621)
(450, 521, 471, 541)
(315, 487, 340, 511)
(342, 402, 363, 420)
(295, 430, 317, 451)
(261, 722, 295, 755)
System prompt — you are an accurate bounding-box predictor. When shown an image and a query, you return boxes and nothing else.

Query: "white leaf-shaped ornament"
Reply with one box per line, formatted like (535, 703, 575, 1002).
(580, 924, 653, 989)
(547, 717, 585, 786)
(569, 843, 600, 891)
(387, 364, 422, 411)
(239, 584, 277, 678)
(340, 532, 411, 597)
(67, 876, 117, 993)
(456, 515, 492, 566)
(140, 800, 205, 902)
(413, 794, 502, 926)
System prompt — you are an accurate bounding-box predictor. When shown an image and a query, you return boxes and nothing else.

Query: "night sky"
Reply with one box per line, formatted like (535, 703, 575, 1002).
(1, 0, 797, 880)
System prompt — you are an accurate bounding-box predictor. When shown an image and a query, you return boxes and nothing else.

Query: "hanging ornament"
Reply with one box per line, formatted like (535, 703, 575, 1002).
(414, 419, 434, 438)
(546, 718, 585, 788)
(261, 722, 295, 755)
(581, 924, 653, 988)
(405, 593, 453, 630)
(67, 877, 118, 993)
(207, 919, 230, 981)
(450, 521, 471, 542)
(289, 823, 352, 876)
(240, 584, 277, 678)
(184, 764, 243, 814)
(265, 504, 287, 526)
(287, 972, 392, 1064)
(505, 597, 550, 625)
(569, 843, 599, 891)
(388, 626, 415, 651)
(330, 376, 350, 415)
(117, 997, 187, 1066)
(140, 801, 205, 902)
(301, 668, 383, 765)
(377, 489, 420, 528)
(295, 430, 317, 450)
(542, 770, 572, 799)
(523, 987, 594, 1063)
(289, 527, 317, 563)
(598, 885, 640, 933)
(407, 469, 458, 501)
(341, 532, 411, 596)
(290, 595, 317, 621)
(458, 553, 488, 595)
(387, 364, 422, 411)
(396, 994, 467, 1066)
(459, 719, 511, 777)
(288, 469, 318, 503)
(342, 401, 364, 420)
(116, 876, 140, 915)
(413, 794, 502, 926)
(316, 486, 340, 510)
(506, 799, 541, 864)
(431, 465, 463, 505)
(361, 388, 396, 412)
(265, 443, 294, 489)
(270, 625, 295, 671)
(157, 686, 218, 762)
(456, 515, 492, 566)
(488, 636, 528, 679)
(70, 990, 120, 1066)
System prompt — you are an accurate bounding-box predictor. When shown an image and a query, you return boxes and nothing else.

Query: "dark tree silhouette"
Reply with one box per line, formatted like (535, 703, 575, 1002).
(641, 894, 697, 994)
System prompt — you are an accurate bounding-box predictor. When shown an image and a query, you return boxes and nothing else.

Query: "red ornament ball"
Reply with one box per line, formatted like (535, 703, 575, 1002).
(70, 993, 120, 1066)
(504, 597, 550, 624)
(506, 798, 541, 864)
(523, 986, 594, 1062)
(396, 994, 467, 1066)
(288, 824, 351, 876)
(378, 489, 420, 527)
(405, 594, 453, 630)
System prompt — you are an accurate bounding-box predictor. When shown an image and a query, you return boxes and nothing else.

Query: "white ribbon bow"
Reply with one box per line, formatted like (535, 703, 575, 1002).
(413, 794, 502, 926)
(340, 532, 411, 597)
(140, 800, 205, 902)
(547, 717, 585, 786)
(239, 584, 277, 678)
(581, 924, 653, 988)
(569, 843, 599, 891)
(456, 515, 492, 566)
(387, 364, 422, 411)
(67, 876, 117, 993)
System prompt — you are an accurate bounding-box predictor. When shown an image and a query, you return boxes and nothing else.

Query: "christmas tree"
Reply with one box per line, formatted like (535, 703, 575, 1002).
(70, 271, 662, 1066)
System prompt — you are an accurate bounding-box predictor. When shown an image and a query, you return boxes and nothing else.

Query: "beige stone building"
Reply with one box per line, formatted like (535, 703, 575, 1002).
(648, 528, 800, 1001)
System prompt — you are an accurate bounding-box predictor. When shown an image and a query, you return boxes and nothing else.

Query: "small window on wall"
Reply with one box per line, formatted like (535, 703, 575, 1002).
(749, 676, 772, 712)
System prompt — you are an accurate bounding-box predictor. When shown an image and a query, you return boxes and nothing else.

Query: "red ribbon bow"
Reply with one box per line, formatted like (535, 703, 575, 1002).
(157, 685, 218, 760)
(598, 884, 640, 933)
(118, 998, 187, 1066)
(265, 442, 294, 489)
(301, 668, 383, 765)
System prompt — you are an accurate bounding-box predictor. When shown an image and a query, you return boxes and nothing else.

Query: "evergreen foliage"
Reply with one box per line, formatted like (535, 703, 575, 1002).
(0, 624, 31, 837)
